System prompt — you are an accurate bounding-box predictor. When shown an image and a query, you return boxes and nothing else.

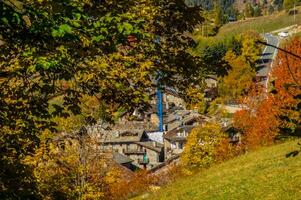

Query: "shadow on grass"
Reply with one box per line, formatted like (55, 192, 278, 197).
(286, 142, 301, 158)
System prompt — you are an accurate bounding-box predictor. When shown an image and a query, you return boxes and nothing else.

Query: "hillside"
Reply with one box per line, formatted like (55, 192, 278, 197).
(194, 6, 301, 49)
(217, 6, 301, 37)
(136, 140, 301, 200)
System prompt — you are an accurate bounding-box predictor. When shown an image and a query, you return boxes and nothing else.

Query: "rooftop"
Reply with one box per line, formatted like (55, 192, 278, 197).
(113, 152, 133, 164)
(104, 130, 147, 143)
(164, 125, 194, 141)
(135, 141, 164, 153)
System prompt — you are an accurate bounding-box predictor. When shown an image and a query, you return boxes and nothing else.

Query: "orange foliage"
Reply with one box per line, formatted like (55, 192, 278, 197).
(214, 138, 244, 162)
(106, 170, 158, 200)
(271, 37, 301, 131)
(233, 37, 301, 148)
(234, 94, 280, 148)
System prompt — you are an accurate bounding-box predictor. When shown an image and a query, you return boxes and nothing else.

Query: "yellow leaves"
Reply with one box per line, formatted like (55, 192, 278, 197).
(22, 15, 31, 27)
(79, 35, 92, 47)
(104, 167, 122, 185)
(185, 86, 206, 113)
(181, 122, 225, 168)
(220, 49, 255, 101)
(237, 31, 262, 64)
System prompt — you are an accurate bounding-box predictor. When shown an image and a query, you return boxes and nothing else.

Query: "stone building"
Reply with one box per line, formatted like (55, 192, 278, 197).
(163, 113, 205, 159)
(204, 75, 218, 101)
(164, 125, 194, 158)
(104, 130, 164, 170)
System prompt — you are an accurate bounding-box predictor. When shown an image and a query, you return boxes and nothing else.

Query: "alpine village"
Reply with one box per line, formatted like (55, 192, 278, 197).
(0, 0, 300, 200)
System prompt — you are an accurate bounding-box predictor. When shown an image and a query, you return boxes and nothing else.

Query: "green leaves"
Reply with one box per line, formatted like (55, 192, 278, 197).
(51, 24, 73, 38)
(35, 57, 59, 70)
(92, 35, 105, 42)
(117, 22, 133, 35)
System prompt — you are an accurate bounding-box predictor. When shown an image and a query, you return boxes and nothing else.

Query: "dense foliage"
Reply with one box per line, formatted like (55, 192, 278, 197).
(0, 0, 204, 198)
(181, 122, 226, 168)
(234, 37, 301, 147)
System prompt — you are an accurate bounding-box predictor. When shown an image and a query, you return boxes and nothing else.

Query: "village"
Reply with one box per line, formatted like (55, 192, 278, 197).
(86, 75, 241, 172)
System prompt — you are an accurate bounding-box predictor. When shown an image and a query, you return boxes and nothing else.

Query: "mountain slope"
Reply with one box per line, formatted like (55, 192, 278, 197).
(138, 140, 301, 200)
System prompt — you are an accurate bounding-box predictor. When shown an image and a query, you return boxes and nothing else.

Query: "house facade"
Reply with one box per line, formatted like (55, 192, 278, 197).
(104, 130, 164, 170)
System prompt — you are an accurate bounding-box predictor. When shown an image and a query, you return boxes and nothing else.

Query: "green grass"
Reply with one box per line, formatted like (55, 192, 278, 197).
(137, 140, 301, 200)
(194, 7, 301, 49)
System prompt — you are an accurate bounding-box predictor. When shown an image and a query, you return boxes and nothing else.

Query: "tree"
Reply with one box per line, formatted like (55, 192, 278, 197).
(233, 37, 301, 147)
(244, 3, 255, 17)
(268, 5, 275, 14)
(283, 0, 295, 10)
(234, 95, 280, 147)
(253, 5, 263, 17)
(24, 129, 118, 200)
(0, 0, 204, 197)
(181, 122, 225, 168)
(200, 42, 230, 76)
(219, 50, 255, 101)
(271, 37, 301, 134)
(213, 3, 224, 27)
(239, 31, 262, 67)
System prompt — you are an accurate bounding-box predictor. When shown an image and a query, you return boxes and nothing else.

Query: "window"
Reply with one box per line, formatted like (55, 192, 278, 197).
(178, 142, 184, 149)
(171, 142, 176, 149)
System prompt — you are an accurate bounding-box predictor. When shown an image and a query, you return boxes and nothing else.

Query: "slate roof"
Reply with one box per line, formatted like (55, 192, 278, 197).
(104, 130, 147, 143)
(113, 152, 133, 164)
(164, 125, 194, 142)
(135, 141, 163, 153)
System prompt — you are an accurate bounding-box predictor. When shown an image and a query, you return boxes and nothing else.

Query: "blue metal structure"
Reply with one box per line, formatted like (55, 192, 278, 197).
(154, 35, 164, 132)
(157, 85, 164, 132)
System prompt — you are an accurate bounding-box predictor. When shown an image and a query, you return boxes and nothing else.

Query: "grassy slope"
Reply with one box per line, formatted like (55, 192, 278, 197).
(141, 140, 301, 200)
(194, 7, 301, 49)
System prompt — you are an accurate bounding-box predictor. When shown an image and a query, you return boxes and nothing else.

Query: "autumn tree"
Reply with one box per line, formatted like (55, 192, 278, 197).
(217, 31, 261, 101)
(234, 96, 280, 147)
(271, 37, 301, 135)
(233, 37, 301, 147)
(213, 3, 224, 27)
(181, 122, 226, 168)
(239, 31, 262, 67)
(219, 50, 255, 101)
(0, 0, 204, 198)
(25, 129, 121, 200)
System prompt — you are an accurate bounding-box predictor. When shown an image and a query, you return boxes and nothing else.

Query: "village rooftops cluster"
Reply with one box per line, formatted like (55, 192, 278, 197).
(86, 80, 220, 171)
